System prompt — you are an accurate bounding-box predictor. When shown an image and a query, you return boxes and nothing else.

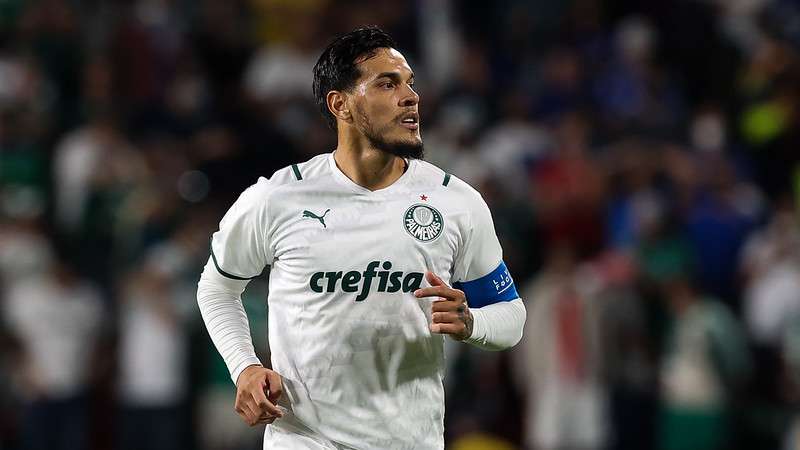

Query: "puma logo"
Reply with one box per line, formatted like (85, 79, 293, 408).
(302, 209, 330, 228)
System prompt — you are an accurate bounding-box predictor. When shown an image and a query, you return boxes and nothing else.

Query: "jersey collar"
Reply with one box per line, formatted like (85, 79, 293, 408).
(328, 151, 417, 195)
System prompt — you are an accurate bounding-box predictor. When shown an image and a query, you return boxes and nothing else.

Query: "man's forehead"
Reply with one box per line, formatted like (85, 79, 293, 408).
(356, 48, 413, 78)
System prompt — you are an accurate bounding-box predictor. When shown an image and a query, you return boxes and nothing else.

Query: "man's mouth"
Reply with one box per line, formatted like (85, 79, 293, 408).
(400, 112, 419, 130)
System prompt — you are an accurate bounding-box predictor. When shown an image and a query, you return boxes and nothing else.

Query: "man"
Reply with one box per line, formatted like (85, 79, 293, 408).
(197, 26, 526, 449)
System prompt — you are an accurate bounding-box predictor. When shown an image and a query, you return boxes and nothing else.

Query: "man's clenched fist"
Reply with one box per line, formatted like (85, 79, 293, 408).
(235, 365, 284, 426)
(414, 271, 474, 341)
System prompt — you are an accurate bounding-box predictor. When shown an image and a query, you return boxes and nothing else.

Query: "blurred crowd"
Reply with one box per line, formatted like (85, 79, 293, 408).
(1, 0, 800, 449)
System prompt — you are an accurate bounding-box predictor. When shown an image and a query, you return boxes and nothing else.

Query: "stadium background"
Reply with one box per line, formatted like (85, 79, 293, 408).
(1, 0, 800, 449)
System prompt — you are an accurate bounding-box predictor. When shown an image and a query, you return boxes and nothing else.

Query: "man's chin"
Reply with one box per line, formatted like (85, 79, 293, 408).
(369, 136, 424, 160)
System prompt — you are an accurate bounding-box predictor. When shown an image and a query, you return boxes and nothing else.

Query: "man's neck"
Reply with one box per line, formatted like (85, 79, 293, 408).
(333, 144, 407, 191)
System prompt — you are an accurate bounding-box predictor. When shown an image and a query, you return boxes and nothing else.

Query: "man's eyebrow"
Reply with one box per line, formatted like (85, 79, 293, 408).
(374, 71, 415, 82)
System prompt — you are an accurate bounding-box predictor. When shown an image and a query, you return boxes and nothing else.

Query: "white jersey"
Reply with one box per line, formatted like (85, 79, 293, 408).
(208, 152, 515, 449)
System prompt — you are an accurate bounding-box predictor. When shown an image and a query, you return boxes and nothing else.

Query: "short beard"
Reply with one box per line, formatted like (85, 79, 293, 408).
(363, 123, 424, 160)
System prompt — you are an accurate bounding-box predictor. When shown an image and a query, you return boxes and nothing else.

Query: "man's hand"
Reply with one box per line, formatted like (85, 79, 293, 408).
(235, 365, 284, 426)
(414, 271, 473, 341)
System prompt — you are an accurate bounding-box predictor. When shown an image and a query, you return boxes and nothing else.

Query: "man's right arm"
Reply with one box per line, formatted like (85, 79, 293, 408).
(197, 259, 283, 425)
(197, 175, 287, 425)
(196, 259, 262, 384)
(198, 176, 273, 382)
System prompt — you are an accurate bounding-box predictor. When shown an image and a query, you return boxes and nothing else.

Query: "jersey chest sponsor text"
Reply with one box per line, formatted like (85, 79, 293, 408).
(309, 260, 423, 302)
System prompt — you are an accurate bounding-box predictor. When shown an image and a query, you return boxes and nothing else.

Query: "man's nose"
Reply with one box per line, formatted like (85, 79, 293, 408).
(399, 85, 419, 107)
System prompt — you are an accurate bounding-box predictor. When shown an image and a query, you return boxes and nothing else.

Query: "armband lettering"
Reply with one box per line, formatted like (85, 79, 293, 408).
(453, 261, 518, 308)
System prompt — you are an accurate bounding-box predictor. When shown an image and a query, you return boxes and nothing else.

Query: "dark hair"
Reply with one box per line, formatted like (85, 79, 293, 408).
(312, 26, 397, 130)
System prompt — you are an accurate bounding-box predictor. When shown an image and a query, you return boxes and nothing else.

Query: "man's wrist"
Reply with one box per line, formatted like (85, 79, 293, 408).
(232, 359, 263, 386)
(462, 298, 526, 350)
(463, 307, 486, 345)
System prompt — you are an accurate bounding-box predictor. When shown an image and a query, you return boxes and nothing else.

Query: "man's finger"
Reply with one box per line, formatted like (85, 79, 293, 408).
(257, 415, 277, 425)
(432, 311, 459, 323)
(251, 380, 269, 406)
(430, 322, 462, 335)
(252, 393, 281, 417)
(426, 271, 447, 287)
(414, 286, 460, 300)
(235, 393, 258, 423)
(235, 406, 249, 423)
(252, 385, 282, 418)
(255, 409, 277, 424)
(240, 400, 262, 426)
(266, 370, 283, 404)
(431, 299, 463, 312)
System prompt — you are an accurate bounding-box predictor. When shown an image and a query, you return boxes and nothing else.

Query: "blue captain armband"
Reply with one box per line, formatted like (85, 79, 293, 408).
(453, 261, 519, 308)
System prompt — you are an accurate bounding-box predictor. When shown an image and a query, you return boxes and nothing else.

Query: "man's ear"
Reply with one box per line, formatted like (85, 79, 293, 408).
(327, 91, 351, 123)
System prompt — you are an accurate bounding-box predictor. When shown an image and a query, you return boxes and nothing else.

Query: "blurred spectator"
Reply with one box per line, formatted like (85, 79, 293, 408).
(592, 16, 683, 138)
(112, 0, 186, 111)
(243, 22, 318, 103)
(1, 253, 105, 450)
(18, 0, 84, 131)
(52, 113, 142, 235)
(418, 0, 462, 91)
(52, 111, 148, 285)
(735, 36, 800, 200)
(603, 140, 664, 250)
(683, 153, 762, 303)
(0, 326, 22, 448)
(530, 46, 588, 120)
(0, 219, 51, 283)
(741, 199, 800, 347)
(780, 315, 800, 450)
(530, 113, 606, 257)
(739, 198, 800, 432)
(191, 0, 253, 109)
(475, 89, 551, 198)
(594, 250, 659, 450)
(514, 244, 609, 450)
(657, 273, 751, 450)
(117, 243, 196, 450)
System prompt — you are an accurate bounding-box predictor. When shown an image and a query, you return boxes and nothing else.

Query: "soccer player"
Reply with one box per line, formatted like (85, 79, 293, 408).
(197, 26, 526, 449)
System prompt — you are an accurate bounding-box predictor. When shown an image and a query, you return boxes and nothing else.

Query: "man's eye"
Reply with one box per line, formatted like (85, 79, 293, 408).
(383, 82, 394, 89)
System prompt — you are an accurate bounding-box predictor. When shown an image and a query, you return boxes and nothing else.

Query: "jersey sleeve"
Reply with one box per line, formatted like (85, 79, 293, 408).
(452, 191, 519, 308)
(210, 177, 272, 280)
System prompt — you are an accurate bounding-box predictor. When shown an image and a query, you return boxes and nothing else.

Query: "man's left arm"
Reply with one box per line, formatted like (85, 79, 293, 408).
(415, 180, 527, 350)
(415, 271, 526, 350)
